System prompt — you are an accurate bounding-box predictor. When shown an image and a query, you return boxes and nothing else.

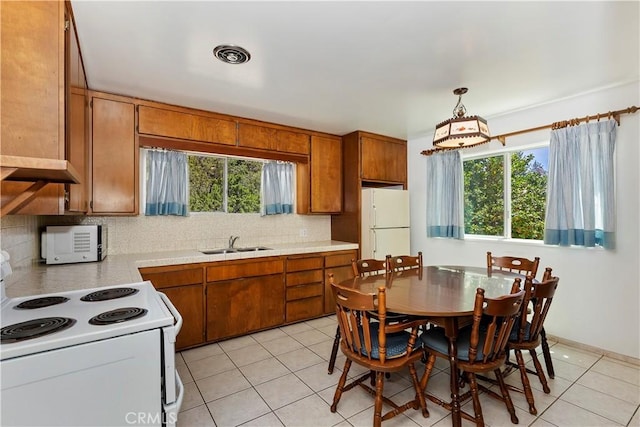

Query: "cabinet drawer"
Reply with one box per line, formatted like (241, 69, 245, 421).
(286, 297, 324, 322)
(206, 259, 284, 282)
(138, 105, 237, 146)
(325, 251, 357, 268)
(286, 283, 323, 301)
(286, 256, 323, 272)
(286, 269, 323, 287)
(139, 267, 203, 290)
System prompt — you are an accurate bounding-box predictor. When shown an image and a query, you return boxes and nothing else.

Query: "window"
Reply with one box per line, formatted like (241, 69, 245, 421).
(188, 153, 262, 213)
(463, 146, 548, 240)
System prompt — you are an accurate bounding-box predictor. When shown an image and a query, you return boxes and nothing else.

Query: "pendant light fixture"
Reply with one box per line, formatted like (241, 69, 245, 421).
(433, 88, 490, 148)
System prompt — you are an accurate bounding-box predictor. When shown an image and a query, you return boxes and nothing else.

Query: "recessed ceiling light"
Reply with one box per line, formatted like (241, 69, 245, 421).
(213, 45, 251, 65)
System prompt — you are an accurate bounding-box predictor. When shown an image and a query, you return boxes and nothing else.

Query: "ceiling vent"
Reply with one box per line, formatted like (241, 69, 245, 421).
(213, 45, 251, 65)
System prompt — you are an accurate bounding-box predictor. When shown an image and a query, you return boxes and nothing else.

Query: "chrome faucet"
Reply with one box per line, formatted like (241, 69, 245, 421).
(228, 235, 239, 248)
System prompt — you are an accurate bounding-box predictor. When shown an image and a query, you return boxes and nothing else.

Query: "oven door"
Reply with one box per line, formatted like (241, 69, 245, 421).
(1, 330, 162, 426)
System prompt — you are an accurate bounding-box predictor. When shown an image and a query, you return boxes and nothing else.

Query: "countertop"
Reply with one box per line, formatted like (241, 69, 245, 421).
(4, 240, 358, 298)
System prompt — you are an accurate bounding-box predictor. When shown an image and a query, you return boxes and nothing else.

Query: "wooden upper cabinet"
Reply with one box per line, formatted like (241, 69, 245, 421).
(238, 123, 277, 150)
(297, 134, 342, 214)
(239, 123, 310, 155)
(90, 96, 138, 215)
(137, 105, 237, 146)
(310, 135, 342, 213)
(66, 89, 88, 212)
(1, 0, 66, 214)
(360, 135, 407, 184)
(276, 129, 309, 155)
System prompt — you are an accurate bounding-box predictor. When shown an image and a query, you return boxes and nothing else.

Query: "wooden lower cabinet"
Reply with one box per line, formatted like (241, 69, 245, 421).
(324, 250, 358, 314)
(285, 255, 324, 322)
(139, 249, 355, 349)
(206, 274, 284, 341)
(139, 265, 205, 350)
(161, 285, 204, 350)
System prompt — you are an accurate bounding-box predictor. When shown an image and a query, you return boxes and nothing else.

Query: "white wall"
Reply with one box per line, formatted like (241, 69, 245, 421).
(408, 81, 640, 359)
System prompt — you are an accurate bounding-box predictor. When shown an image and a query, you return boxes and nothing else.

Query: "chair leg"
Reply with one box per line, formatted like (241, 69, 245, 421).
(408, 362, 429, 418)
(328, 326, 340, 374)
(373, 371, 384, 427)
(466, 373, 485, 427)
(331, 359, 351, 412)
(540, 328, 555, 379)
(514, 349, 537, 415)
(494, 368, 519, 424)
(419, 352, 437, 392)
(529, 349, 551, 394)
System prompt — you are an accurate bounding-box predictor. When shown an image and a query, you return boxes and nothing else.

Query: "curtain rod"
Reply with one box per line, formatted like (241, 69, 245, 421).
(420, 105, 639, 156)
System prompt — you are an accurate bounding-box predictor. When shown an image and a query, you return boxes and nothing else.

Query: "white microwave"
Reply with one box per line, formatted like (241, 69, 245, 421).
(40, 225, 107, 265)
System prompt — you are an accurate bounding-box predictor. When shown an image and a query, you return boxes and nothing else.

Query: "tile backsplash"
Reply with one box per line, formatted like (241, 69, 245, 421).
(39, 213, 331, 255)
(0, 215, 40, 271)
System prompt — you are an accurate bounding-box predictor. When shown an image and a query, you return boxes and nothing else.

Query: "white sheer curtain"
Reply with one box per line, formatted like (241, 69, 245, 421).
(261, 161, 294, 216)
(145, 149, 189, 216)
(544, 119, 616, 249)
(426, 150, 464, 239)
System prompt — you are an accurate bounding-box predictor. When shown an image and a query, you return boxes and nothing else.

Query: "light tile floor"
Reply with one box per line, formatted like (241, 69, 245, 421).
(176, 316, 640, 427)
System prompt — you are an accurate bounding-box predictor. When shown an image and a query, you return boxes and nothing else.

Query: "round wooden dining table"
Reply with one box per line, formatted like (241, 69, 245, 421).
(335, 265, 524, 427)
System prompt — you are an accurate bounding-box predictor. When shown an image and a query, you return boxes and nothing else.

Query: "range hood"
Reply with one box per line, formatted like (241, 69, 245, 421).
(1, 155, 81, 217)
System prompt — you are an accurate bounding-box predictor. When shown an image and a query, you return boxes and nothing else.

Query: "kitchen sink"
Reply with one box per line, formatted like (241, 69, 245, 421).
(201, 246, 271, 255)
(236, 246, 271, 252)
(201, 248, 237, 254)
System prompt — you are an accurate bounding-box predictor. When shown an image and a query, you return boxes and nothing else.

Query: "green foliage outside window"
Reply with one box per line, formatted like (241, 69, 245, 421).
(511, 152, 547, 240)
(227, 159, 261, 213)
(188, 155, 261, 213)
(463, 150, 547, 240)
(464, 156, 504, 236)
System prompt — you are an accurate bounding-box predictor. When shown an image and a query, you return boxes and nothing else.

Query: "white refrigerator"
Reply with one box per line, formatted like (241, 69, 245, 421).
(361, 188, 410, 259)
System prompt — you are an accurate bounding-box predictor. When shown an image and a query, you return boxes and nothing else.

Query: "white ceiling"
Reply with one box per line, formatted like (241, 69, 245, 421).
(71, 1, 639, 141)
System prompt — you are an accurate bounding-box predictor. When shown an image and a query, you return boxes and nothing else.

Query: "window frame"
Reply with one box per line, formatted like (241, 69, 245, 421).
(462, 142, 549, 243)
(139, 148, 268, 215)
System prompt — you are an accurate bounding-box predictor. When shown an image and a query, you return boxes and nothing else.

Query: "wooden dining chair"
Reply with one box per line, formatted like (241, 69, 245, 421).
(329, 276, 429, 427)
(486, 252, 555, 379)
(486, 252, 540, 277)
(387, 251, 423, 272)
(328, 258, 408, 374)
(505, 273, 560, 415)
(419, 281, 525, 426)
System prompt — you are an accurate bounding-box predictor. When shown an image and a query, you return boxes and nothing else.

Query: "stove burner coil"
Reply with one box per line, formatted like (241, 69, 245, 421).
(81, 287, 139, 302)
(15, 296, 70, 309)
(89, 307, 148, 325)
(0, 317, 76, 343)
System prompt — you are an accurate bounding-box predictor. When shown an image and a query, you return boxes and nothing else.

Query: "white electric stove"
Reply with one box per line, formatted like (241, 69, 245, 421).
(0, 251, 184, 426)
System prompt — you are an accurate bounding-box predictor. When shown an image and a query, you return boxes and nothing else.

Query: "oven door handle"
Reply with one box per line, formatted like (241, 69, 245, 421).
(158, 292, 183, 336)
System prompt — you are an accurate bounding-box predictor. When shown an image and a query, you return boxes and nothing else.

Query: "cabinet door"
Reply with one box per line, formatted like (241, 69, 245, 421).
(66, 90, 87, 212)
(310, 135, 342, 213)
(206, 275, 284, 341)
(140, 265, 205, 350)
(91, 97, 137, 214)
(276, 130, 309, 155)
(0, 1, 65, 214)
(138, 105, 237, 146)
(361, 136, 407, 184)
(238, 123, 277, 150)
(161, 285, 205, 350)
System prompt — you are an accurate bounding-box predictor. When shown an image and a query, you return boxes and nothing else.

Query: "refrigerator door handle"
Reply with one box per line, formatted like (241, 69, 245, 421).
(372, 229, 377, 254)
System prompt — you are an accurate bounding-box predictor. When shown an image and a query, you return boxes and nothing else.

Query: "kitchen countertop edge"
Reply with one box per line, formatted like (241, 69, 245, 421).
(5, 241, 359, 297)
